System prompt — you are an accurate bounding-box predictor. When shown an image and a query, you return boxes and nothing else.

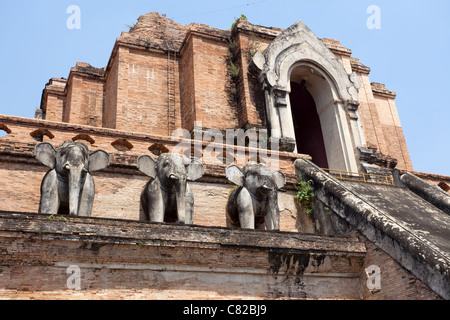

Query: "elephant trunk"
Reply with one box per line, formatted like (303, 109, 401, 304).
(172, 175, 187, 224)
(266, 188, 280, 231)
(68, 165, 85, 216)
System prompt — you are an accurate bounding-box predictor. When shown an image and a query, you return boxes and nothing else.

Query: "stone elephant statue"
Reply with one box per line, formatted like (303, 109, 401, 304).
(225, 162, 286, 230)
(34, 141, 110, 216)
(137, 153, 204, 225)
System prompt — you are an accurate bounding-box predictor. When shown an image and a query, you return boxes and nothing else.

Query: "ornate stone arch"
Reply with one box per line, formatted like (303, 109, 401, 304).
(252, 20, 365, 171)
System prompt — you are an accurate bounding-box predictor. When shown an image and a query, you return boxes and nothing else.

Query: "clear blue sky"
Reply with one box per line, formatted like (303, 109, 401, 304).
(0, 0, 448, 176)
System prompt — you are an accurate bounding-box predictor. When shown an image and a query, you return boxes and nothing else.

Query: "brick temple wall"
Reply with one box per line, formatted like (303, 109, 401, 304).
(0, 120, 445, 299)
(232, 25, 272, 129)
(0, 211, 367, 300)
(113, 47, 181, 136)
(103, 48, 119, 129)
(64, 74, 104, 127)
(188, 33, 240, 131)
(41, 78, 66, 123)
(0, 211, 441, 299)
(372, 88, 413, 171)
(37, 13, 414, 172)
(0, 115, 307, 231)
(359, 237, 442, 300)
(180, 34, 196, 132)
(0, 13, 445, 300)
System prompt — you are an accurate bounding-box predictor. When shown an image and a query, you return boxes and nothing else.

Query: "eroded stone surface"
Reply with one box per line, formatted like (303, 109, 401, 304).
(295, 158, 450, 299)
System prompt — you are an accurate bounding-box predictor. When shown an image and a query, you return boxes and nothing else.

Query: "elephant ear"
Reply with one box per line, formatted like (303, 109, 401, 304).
(226, 164, 245, 187)
(34, 143, 56, 169)
(272, 171, 286, 189)
(137, 155, 157, 178)
(89, 150, 110, 172)
(186, 160, 204, 181)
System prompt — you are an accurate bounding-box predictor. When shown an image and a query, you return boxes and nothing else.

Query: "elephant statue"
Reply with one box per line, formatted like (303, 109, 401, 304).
(137, 153, 204, 224)
(34, 141, 110, 217)
(225, 162, 286, 230)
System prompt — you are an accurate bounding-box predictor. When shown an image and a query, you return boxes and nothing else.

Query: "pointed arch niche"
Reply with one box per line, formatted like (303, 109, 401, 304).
(252, 20, 365, 172)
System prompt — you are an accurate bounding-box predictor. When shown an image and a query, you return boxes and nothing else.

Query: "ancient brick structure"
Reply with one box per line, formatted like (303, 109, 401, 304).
(0, 12, 449, 300)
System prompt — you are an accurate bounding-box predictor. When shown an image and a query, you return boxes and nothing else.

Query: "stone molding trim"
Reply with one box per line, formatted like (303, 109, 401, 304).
(371, 82, 397, 99)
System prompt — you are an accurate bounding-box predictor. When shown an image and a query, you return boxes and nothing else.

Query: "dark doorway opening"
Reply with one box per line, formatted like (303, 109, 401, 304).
(290, 81, 329, 169)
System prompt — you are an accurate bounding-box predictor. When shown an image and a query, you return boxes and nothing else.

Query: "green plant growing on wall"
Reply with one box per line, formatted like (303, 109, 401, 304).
(228, 60, 241, 78)
(294, 176, 315, 215)
(47, 214, 68, 222)
(226, 39, 240, 78)
(125, 23, 136, 31)
(225, 38, 240, 105)
(231, 14, 248, 29)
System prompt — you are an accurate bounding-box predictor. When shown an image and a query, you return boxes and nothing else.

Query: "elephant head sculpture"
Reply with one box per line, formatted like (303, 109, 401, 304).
(34, 141, 110, 217)
(225, 162, 286, 230)
(137, 153, 204, 224)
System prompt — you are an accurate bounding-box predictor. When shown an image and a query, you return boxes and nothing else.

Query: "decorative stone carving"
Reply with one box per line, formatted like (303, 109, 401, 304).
(225, 162, 286, 230)
(346, 101, 360, 120)
(274, 88, 288, 108)
(34, 107, 44, 120)
(251, 19, 364, 172)
(278, 137, 296, 152)
(137, 153, 204, 224)
(349, 72, 362, 90)
(34, 141, 110, 216)
(347, 72, 362, 102)
(358, 146, 398, 170)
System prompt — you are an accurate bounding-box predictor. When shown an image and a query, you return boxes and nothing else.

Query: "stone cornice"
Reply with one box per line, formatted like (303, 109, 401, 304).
(350, 57, 371, 75)
(0, 114, 310, 184)
(179, 28, 230, 57)
(321, 38, 352, 57)
(0, 114, 178, 143)
(42, 78, 67, 96)
(232, 19, 283, 40)
(63, 63, 106, 96)
(371, 82, 397, 99)
(0, 210, 367, 255)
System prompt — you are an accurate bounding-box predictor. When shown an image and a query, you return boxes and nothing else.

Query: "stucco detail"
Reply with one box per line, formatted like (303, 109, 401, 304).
(253, 20, 363, 171)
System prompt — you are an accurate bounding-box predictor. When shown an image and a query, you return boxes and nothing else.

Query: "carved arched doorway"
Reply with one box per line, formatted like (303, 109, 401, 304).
(252, 19, 365, 172)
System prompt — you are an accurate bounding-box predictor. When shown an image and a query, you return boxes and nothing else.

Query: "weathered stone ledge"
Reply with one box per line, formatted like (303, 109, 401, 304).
(0, 210, 367, 299)
(0, 211, 366, 255)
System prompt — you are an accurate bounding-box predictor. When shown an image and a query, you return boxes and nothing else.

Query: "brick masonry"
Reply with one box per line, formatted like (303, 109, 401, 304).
(0, 120, 306, 230)
(359, 237, 442, 300)
(37, 13, 414, 171)
(0, 211, 367, 300)
(0, 136, 444, 299)
(0, 12, 448, 300)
